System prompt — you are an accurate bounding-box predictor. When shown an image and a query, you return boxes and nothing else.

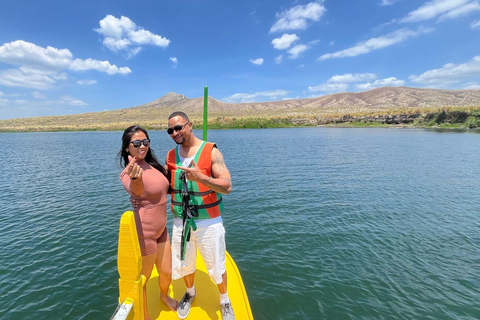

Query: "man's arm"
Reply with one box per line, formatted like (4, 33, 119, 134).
(177, 147, 232, 194)
(204, 147, 232, 194)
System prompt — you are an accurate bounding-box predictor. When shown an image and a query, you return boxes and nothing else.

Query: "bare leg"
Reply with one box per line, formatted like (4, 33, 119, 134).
(217, 272, 228, 294)
(155, 241, 178, 311)
(183, 271, 196, 289)
(141, 253, 157, 320)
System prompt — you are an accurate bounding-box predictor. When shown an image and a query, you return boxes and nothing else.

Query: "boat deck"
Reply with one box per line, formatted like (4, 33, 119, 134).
(146, 251, 253, 319)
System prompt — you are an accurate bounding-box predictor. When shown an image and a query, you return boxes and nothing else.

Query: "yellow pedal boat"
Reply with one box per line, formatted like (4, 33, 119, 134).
(113, 211, 253, 320)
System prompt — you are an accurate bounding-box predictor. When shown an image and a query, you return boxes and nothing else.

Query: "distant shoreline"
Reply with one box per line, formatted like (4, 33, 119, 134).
(1, 106, 480, 133)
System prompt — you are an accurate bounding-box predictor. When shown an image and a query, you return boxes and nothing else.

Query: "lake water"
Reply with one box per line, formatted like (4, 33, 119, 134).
(0, 128, 479, 320)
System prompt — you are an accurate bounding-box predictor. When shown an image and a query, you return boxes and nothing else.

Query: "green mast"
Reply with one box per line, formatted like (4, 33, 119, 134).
(203, 86, 208, 141)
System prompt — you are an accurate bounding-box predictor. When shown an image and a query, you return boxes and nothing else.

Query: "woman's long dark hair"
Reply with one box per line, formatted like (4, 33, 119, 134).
(117, 125, 167, 177)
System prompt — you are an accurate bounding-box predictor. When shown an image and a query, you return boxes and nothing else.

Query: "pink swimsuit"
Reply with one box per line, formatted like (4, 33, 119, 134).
(120, 160, 169, 256)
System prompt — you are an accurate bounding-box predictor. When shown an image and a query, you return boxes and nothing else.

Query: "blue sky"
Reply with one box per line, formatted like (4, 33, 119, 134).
(1, 0, 480, 120)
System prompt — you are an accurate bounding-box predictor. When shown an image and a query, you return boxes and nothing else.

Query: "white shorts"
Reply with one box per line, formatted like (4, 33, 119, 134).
(171, 216, 226, 284)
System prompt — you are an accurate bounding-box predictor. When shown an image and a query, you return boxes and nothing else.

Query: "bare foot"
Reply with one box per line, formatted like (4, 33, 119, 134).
(161, 293, 179, 311)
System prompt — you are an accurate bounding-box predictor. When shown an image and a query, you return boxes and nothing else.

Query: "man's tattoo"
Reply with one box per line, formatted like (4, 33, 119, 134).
(215, 152, 227, 173)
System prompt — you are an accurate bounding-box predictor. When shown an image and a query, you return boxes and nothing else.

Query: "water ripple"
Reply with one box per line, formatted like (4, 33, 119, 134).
(1, 129, 480, 319)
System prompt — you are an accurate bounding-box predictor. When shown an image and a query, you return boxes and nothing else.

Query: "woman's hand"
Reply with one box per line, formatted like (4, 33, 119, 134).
(126, 155, 143, 181)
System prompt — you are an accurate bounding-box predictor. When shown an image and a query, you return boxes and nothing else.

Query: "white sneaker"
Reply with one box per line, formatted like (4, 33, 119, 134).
(221, 302, 235, 320)
(177, 291, 196, 319)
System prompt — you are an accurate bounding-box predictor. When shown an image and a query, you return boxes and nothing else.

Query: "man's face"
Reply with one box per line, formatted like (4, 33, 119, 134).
(167, 116, 191, 145)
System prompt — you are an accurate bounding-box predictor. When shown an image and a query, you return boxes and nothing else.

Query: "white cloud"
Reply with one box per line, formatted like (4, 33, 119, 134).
(272, 34, 299, 50)
(380, 0, 400, 6)
(250, 58, 264, 65)
(319, 27, 432, 60)
(355, 77, 405, 90)
(463, 82, 480, 89)
(275, 55, 283, 64)
(270, 1, 327, 33)
(77, 79, 98, 85)
(308, 82, 349, 93)
(328, 73, 377, 83)
(438, 1, 480, 21)
(307, 73, 401, 93)
(224, 89, 289, 103)
(69, 58, 131, 75)
(472, 19, 480, 27)
(170, 57, 178, 64)
(60, 95, 88, 106)
(32, 91, 47, 99)
(95, 15, 170, 57)
(400, 0, 478, 23)
(0, 40, 72, 71)
(0, 68, 58, 90)
(0, 40, 130, 90)
(288, 44, 310, 59)
(409, 55, 480, 85)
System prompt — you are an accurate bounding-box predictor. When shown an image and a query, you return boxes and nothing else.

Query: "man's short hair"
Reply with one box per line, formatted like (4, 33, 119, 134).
(168, 111, 189, 122)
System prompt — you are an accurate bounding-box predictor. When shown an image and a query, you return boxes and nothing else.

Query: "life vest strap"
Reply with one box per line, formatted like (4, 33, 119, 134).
(172, 197, 223, 210)
(171, 188, 215, 197)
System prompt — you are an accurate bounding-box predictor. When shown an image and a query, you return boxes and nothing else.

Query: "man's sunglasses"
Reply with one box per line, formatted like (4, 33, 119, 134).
(130, 139, 150, 148)
(166, 123, 188, 135)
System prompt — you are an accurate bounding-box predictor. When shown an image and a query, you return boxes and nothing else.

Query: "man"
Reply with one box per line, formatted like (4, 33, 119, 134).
(165, 111, 235, 320)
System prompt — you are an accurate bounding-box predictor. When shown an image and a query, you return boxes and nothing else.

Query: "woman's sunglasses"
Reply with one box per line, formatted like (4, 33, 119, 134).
(166, 123, 188, 135)
(130, 139, 150, 148)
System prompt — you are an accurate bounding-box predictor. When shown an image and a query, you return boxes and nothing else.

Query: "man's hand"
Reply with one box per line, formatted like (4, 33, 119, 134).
(177, 161, 205, 182)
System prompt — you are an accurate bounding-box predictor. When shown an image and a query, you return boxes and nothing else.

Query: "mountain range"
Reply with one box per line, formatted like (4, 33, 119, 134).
(1, 86, 480, 131)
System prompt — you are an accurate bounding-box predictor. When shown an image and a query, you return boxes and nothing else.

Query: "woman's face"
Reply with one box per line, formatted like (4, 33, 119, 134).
(126, 131, 149, 160)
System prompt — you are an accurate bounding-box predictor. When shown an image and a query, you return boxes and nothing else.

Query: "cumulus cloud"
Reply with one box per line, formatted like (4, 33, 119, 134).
(250, 58, 264, 65)
(288, 44, 310, 59)
(272, 34, 299, 49)
(224, 89, 289, 103)
(319, 27, 432, 60)
(95, 15, 170, 57)
(0, 40, 130, 90)
(355, 77, 405, 90)
(77, 79, 98, 85)
(69, 58, 131, 75)
(275, 55, 284, 64)
(270, 1, 326, 33)
(409, 55, 480, 86)
(400, 0, 480, 23)
(0, 40, 72, 71)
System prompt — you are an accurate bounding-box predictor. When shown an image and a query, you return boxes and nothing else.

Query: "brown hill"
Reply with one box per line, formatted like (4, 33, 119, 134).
(1, 86, 480, 131)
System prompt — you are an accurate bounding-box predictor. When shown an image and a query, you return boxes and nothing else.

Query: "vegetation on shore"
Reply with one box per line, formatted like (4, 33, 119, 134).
(1, 106, 480, 132)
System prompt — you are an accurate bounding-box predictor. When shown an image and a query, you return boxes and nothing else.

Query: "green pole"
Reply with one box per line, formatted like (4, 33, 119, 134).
(203, 86, 208, 141)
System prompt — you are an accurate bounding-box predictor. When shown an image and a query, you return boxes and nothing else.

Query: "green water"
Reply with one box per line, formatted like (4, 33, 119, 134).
(1, 128, 479, 319)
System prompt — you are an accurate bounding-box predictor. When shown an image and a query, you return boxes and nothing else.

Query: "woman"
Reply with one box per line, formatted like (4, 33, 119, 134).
(118, 125, 178, 319)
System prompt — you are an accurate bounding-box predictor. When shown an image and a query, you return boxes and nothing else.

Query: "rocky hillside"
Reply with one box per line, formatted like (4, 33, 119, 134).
(1, 87, 480, 131)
